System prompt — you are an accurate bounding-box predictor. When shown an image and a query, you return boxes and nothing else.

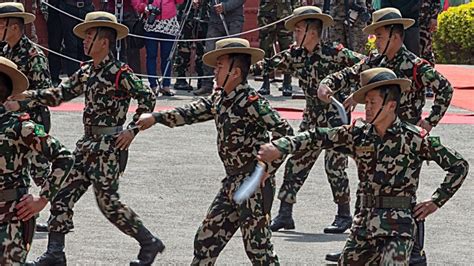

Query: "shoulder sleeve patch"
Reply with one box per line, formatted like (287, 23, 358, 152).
(34, 124, 47, 137)
(18, 113, 30, 121)
(428, 136, 441, 147)
(248, 94, 259, 102)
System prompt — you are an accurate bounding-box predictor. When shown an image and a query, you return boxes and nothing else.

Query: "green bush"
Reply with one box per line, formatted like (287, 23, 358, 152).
(433, 2, 474, 64)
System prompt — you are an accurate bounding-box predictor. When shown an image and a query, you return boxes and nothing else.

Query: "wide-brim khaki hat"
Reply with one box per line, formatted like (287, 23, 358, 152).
(0, 2, 35, 24)
(353, 67, 411, 104)
(74, 11, 128, 40)
(0, 56, 29, 96)
(203, 38, 265, 68)
(285, 6, 334, 31)
(363, 7, 415, 34)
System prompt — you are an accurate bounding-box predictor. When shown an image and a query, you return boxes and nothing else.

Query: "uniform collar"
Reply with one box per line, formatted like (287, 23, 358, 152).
(6, 34, 29, 53)
(222, 83, 249, 101)
(366, 117, 402, 137)
(94, 52, 115, 70)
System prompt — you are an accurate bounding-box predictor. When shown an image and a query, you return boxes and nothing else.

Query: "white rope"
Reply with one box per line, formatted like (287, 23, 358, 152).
(41, 1, 293, 42)
(36, 42, 213, 79)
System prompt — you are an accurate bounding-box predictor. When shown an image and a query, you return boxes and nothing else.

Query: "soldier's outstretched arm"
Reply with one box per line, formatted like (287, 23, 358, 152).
(12, 65, 88, 109)
(418, 136, 469, 209)
(16, 120, 74, 221)
(319, 59, 366, 96)
(250, 48, 295, 76)
(259, 125, 355, 163)
(138, 95, 215, 130)
(417, 64, 454, 128)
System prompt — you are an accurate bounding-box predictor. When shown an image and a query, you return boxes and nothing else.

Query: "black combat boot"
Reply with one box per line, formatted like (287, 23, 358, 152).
(130, 226, 165, 266)
(193, 78, 213, 96)
(35, 222, 48, 232)
(325, 251, 341, 262)
(409, 238, 427, 266)
(324, 203, 352, 234)
(269, 201, 295, 232)
(26, 232, 66, 266)
(281, 74, 292, 97)
(174, 79, 193, 91)
(258, 75, 270, 95)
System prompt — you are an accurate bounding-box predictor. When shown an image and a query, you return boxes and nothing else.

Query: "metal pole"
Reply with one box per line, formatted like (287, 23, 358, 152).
(214, 0, 229, 35)
(115, 0, 124, 59)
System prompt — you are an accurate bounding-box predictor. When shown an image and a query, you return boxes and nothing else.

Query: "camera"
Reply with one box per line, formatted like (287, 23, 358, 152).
(147, 0, 161, 24)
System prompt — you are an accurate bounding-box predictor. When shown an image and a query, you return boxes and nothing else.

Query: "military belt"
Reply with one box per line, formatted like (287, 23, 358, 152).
(84, 125, 123, 136)
(360, 195, 412, 209)
(64, 0, 93, 8)
(0, 187, 28, 202)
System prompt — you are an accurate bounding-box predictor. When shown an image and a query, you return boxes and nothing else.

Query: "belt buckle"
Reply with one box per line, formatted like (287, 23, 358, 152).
(77, 1, 85, 8)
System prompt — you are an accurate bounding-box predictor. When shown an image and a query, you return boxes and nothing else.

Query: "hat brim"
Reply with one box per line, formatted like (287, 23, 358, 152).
(203, 47, 265, 68)
(73, 21, 129, 40)
(363, 18, 415, 34)
(0, 13, 35, 24)
(0, 64, 29, 96)
(353, 79, 412, 104)
(285, 13, 334, 31)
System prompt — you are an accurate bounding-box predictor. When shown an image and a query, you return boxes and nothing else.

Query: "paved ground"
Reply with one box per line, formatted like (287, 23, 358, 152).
(26, 79, 474, 265)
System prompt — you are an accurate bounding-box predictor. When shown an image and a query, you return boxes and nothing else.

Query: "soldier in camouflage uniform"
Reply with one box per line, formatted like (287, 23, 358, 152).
(0, 2, 53, 190)
(137, 38, 294, 264)
(318, 8, 454, 264)
(10, 12, 163, 266)
(419, 0, 442, 98)
(0, 56, 73, 265)
(257, 0, 298, 96)
(252, 6, 365, 234)
(259, 67, 469, 265)
(174, 0, 210, 91)
(314, 0, 370, 54)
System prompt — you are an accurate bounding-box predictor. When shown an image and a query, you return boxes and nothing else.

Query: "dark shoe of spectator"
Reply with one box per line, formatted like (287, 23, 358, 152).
(193, 86, 213, 96)
(159, 87, 175, 97)
(174, 79, 193, 91)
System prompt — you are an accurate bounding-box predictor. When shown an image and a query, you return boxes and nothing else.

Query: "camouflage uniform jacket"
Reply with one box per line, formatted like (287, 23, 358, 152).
(26, 53, 155, 130)
(272, 118, 469, 239)
(153, 84, 294, 176)
(252, 42, 365, 127)
(0, 111, 73, 222)
(0, 35, 52, 112)
(320, 46, 453, 126)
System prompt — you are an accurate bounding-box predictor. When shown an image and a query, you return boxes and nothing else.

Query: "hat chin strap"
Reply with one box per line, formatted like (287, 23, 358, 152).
(2, 18, 9, 42)
(87, 28, 101, 56)
(299, 23, 310, 49)
(380, 25, 394, 57)
(217, 57, 235, 91)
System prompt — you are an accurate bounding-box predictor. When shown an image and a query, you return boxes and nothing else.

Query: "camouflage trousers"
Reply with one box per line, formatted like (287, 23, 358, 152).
(0, 219, 35, 265)
(258, 15, 292, 60)
(278, 109, 350, 205)
(192, 174, 279, 265)
(47, 135, 142, 238)
(419, 26, 435, 65)
(174, 17, 208, 77)
(327, 3, 367, 54)
(339, 233, 414, 265)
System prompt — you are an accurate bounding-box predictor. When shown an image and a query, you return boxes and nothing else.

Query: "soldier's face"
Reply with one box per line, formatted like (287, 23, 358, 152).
(365, 89, 397, 124)
(374, 27, 392, 53)
(293, 22, 308, 46)
(214, 55, 238, 88)
(83, 28, 106, 57)
(0, 19, 13, 41)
